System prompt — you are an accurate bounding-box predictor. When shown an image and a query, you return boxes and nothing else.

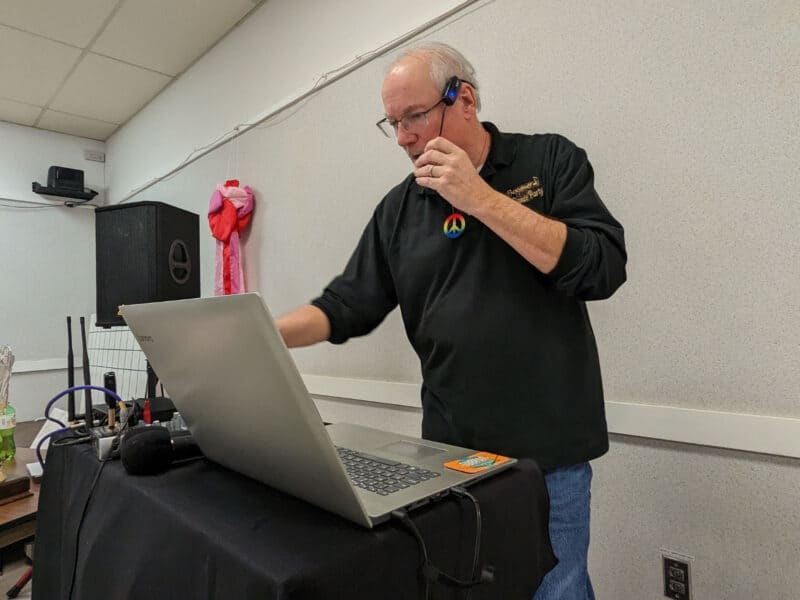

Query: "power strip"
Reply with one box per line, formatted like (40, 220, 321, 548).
(91, 427, 121, 460)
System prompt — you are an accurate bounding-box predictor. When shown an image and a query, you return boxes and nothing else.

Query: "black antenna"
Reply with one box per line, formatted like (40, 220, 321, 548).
(146, 360, 157, 399)
(66, 316, 75, 422)
(80, 316, 92, 429)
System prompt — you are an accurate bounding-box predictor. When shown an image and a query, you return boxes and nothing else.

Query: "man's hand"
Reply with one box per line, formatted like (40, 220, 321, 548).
(414, 137, 496, 214)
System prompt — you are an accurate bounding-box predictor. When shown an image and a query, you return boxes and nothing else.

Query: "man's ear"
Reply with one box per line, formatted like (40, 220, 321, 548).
(458, 83, 478, 118)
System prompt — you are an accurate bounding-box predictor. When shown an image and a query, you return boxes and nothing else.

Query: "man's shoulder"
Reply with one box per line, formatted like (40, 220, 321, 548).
(486, 122, 572, 144)
(510, 131, 591, 172)
(504, 128, 578, 152)
(485, 122, 582, 164)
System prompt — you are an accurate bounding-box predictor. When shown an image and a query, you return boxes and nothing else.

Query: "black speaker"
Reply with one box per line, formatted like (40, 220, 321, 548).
(95, 201, 200, 328)
(47, 166, 84, 191)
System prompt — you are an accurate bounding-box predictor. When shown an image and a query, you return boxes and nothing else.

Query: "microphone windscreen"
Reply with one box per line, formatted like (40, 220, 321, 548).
(120, 426, 173, 475)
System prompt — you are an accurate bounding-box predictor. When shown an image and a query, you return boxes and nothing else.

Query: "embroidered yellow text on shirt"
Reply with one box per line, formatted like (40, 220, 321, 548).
(507, 177, 543, 204)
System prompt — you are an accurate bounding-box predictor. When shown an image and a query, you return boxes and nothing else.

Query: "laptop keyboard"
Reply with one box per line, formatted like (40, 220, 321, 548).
(336, 447, 440, 496)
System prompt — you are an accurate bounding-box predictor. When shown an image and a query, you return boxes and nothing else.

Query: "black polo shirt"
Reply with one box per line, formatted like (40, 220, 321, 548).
(313, 122, 626, 469)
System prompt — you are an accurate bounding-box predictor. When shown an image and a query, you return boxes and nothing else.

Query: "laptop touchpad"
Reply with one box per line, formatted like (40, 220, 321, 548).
(376, 440, 446, 460)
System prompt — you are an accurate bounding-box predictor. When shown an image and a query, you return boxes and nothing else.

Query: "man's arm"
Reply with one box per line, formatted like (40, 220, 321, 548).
(416, 135, 626, 298)
(472, 191, 566, 273)
(275, 304, 330, 348)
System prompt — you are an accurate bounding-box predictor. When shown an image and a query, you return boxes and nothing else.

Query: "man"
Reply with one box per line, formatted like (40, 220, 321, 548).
(277, 42, 626, 599)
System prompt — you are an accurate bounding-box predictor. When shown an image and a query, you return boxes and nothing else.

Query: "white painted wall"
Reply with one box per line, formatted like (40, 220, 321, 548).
(105, 0, 470, 204)
(592, 437, 800, 600)
(0, 121, 104, 420)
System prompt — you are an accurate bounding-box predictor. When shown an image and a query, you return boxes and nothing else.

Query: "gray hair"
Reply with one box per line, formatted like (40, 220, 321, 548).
(392, 42, 481, 111)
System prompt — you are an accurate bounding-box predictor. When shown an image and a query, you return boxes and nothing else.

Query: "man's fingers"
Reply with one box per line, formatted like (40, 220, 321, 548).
(414, 164, 438, 180)
(414, 148, 447, 169)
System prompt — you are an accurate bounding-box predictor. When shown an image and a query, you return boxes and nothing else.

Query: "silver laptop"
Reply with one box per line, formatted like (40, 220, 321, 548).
(120, 293, 515, 528)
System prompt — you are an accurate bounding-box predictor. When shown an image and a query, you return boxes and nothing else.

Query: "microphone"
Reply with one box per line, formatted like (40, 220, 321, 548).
(120, 427, 203, 475)
(103, 371, 117, 429)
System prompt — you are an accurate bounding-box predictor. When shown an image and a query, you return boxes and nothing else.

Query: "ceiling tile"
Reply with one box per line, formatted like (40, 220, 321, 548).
(0, 0, 119, 48)
(93, 0, 258, 75)
(50, 53, 171, 124)
(38, 109, 118, 140)
(0, 98, 43, 126)
(0, 25, 82, 105)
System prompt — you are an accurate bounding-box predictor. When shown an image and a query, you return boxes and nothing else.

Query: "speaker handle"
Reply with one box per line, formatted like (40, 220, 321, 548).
(168, 239, 191, 284)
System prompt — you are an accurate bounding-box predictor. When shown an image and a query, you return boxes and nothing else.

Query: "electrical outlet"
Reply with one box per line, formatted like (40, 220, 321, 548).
(84, 149, 105, 162)
(662, 550, 692, 600)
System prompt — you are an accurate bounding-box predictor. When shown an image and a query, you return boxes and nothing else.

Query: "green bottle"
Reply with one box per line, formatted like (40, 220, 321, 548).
(0, 403, 15, 462)
(0, 345, 14, 461)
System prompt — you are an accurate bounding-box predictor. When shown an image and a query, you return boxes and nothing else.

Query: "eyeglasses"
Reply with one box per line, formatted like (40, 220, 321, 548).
(375, 99, 445, 138)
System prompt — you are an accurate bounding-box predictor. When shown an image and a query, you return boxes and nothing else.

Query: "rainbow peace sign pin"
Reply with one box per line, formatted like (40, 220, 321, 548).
(443, 213, 466, 239)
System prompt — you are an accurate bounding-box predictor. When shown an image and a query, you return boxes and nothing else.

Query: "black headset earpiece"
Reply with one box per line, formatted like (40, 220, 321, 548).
(442, 76, 462, 106)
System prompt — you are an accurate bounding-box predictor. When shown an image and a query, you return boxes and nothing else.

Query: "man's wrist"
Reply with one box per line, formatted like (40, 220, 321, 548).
(472, 188, 507, 219)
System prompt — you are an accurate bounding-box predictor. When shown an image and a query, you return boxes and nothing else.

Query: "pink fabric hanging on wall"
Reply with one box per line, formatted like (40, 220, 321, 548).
(208, 179, 254, 295)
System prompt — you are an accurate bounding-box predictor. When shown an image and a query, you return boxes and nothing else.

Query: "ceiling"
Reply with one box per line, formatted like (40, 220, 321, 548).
(0, 0, 263, 141)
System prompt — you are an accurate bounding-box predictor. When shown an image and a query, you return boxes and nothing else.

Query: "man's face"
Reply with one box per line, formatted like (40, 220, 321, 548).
(381, 58, 445, 163)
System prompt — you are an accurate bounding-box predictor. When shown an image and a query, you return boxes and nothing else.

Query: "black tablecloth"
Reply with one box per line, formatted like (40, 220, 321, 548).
(33, 438, 555, 599)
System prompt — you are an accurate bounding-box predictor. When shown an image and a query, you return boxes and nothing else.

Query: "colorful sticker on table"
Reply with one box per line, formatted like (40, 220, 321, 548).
(443, 213, 466, 239)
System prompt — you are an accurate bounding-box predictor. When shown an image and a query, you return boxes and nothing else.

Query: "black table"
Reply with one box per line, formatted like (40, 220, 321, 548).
(33, 438, 555, 599)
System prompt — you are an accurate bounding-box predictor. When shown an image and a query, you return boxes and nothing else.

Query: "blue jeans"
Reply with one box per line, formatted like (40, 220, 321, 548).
(532, 462, 595, 600)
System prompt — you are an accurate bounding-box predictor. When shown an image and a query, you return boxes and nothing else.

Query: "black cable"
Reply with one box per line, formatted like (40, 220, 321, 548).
(392, 491, 493, 600)
(0, 201, 62, 210)
(67, 458, 108, 600)
(50, 435, 92, 450)
(450, 487, 483, 600)
(70, 423, 91, 437)
(419, 103, 449, 206)
(391, 509, 431, 600)
(0, 197, 98, 209)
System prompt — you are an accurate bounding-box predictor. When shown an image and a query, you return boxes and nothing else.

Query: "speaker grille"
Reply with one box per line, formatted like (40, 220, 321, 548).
(95, 202, 200, 327)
